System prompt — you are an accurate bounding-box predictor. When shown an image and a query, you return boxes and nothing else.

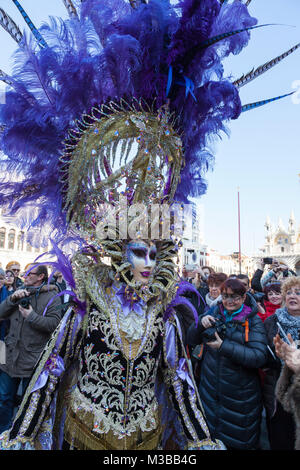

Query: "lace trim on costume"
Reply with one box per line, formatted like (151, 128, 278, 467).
(188, 387, 210, 438)
(70, 386, 158, 439)
(86, 273, 164, 360)
(118, 310, 146, 342)
(0, 431, 34, 450)
(18, 390, 41, 436)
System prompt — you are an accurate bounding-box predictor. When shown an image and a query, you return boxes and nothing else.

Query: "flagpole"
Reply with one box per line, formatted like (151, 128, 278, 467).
(237, 188, 242, 274)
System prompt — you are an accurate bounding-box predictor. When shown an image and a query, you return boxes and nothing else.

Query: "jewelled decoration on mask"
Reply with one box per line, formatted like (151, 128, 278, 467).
(60, 100, 183, 230)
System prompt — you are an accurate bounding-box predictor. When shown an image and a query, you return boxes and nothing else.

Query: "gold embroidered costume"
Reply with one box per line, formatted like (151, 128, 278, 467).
(0, 262, 222, 450)
(0, 0, 288, 453)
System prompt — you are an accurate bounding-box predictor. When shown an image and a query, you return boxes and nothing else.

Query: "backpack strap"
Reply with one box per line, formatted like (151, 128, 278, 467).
(191, 343, 205, 361)
(242, 318, 250, 342)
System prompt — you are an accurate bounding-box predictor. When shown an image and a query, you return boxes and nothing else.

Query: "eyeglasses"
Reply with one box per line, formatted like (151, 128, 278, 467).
(12, 269, 20, 273)
(221, 294, 242, 301)
(26, 271, 39, 277)
(286, 290, 300, 296)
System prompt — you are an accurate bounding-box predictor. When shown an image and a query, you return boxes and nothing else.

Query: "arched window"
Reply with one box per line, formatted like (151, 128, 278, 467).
(17, 231, 24, 251)
(0, 228, 5, 248)
(8, 229, 15, 250)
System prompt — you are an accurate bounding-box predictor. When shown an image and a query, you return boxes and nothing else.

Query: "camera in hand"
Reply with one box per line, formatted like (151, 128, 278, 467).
(16, 296, 31, 309)
(14, 287, 35, 309)
(202, 319, 227, 343)
(252, 291, 265, 302)
(263, 257, 273, 264)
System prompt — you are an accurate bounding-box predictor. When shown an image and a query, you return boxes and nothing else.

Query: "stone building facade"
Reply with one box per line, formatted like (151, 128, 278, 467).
(0, 214, 47, 272)
(179, 202, 254, 276)
(259, 211, 300, 275)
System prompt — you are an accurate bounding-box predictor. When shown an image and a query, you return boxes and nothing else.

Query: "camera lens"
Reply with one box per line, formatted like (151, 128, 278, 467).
(19, 297, 30, 308)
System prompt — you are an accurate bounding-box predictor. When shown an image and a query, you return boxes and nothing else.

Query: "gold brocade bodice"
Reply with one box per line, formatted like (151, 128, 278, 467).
(64, 280, 166, 450)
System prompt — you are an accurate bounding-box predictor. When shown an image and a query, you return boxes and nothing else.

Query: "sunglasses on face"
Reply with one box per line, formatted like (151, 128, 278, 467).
(286, 290, 300, 296)
(221, 294, 242, 301)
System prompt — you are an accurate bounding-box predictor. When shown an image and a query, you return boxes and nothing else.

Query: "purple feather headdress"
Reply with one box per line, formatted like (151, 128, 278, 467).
(0, 0, 297, 243)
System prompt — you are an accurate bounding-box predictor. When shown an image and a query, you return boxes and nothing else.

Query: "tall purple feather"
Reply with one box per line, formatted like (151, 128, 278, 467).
(164, 280, 200, 326)
(30, 238, 87, 317)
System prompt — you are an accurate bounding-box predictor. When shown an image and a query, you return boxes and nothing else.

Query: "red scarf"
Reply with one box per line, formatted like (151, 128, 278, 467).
(258, 300, 280, 322)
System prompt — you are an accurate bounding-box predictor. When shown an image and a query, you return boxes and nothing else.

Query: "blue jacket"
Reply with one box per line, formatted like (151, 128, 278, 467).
(0, 286, 9, 341)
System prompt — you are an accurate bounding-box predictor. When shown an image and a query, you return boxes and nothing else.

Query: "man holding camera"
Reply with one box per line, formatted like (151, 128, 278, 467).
(0, 264, 62, 433)
(251, 258, 296, 293)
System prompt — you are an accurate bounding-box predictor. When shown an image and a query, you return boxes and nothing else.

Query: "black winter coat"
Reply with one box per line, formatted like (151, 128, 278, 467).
(187, 297, 268, 449)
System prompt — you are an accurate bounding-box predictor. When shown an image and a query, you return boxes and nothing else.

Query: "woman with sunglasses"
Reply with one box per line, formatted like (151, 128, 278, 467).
(5, 262, 23, 289)
(4, 271, 17, 294)
(188, 278, 268, 450)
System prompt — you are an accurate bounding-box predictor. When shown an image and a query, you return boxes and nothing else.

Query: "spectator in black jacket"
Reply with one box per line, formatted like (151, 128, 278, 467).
(187, 278, 268, 450)
(185, 272, 227, 382)
(263, 276, 300, 450)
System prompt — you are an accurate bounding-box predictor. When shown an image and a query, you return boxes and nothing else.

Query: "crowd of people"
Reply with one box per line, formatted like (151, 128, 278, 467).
(0, 256, 300, 450)
(183, 258, 300, 450)
(0, 261, 68, 434)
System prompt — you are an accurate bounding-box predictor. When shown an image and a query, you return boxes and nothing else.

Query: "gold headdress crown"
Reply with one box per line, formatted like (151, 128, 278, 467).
(60, 100, 183, 231)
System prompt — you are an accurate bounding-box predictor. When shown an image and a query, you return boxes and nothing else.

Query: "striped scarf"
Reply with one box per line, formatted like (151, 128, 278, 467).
(276, 307, 300, 342)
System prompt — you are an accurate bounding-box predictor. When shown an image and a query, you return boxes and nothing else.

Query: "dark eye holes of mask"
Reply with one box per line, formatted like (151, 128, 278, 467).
(131, 248, 156, 261)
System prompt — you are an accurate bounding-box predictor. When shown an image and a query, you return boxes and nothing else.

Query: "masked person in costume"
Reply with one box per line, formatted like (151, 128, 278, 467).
(0, 0, 297, 451)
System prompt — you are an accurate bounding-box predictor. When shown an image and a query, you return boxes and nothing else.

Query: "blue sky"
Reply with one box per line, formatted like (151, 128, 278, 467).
(200, 0, 300, 256)
(0, 0, 299, 256)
